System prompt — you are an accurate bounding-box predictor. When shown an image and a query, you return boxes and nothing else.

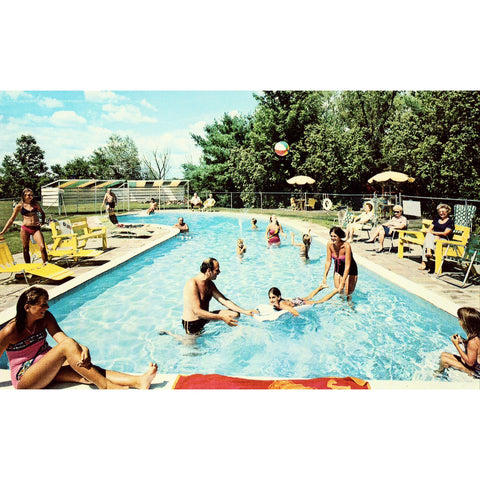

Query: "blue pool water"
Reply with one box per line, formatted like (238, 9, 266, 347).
(47, 211, 463, 382)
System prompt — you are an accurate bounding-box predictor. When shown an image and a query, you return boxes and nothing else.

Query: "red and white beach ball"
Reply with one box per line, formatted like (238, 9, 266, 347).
(274, 141, 289, 156)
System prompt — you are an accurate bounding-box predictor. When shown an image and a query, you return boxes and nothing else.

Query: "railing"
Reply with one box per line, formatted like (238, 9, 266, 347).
(2, 192, 479, 233)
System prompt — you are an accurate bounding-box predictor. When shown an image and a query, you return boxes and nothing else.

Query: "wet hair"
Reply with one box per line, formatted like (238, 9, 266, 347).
(437, 203, 451, 214)
(268, 287, 282, 298)
(15, 287, 49, 334)
(269, 216, 280, 226)
(329, 226, 346, 239)
(200, 257, 218, 273)
(251, 218, 257, 225)
(457, 307, 480, 340)
(302, 234, 311, 246)
(237, 238, 244, 245)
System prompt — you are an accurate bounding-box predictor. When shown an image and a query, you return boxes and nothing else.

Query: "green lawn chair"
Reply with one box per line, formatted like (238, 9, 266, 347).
(436, 234, 480, 288)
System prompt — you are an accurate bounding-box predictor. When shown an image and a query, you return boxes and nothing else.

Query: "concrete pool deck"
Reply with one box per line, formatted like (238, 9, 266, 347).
(0, 211, 479, 390)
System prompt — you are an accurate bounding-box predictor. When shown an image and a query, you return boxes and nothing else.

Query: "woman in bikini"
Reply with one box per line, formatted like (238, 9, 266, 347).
(0, 287, 158, 389)
(0, 188, 48, 263)
(315, 226, 358, 299)
(265, 215, 286, 246)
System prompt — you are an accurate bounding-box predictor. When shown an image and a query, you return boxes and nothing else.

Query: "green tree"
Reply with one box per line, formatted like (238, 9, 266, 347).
(51, 156, 92, 179)
(89, 134, 142, 179)
(0, 135, 51, 197)
(184, 112, 252, 192)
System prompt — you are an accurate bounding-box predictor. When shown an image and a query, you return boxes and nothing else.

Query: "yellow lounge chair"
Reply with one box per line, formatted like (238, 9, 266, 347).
(29, 240, 103, 263)
(50, 218, 107, 252)
(0, 242, 73, 285)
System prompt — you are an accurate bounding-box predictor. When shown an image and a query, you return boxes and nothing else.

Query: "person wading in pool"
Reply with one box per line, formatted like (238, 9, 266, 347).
(181, 258, 258, 334)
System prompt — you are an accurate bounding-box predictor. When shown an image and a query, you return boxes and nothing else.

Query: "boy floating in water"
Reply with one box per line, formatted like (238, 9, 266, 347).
(267, 285, 338, 317)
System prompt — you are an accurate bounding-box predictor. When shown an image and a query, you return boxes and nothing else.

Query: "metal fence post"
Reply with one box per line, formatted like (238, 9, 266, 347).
(230, 192, 233, 209)
(260, 192, 263, 211)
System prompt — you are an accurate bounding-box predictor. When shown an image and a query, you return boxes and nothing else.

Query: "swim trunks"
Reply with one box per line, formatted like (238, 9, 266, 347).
(182, 319, 210, 334)
(454, 355, 480, 379)
(106, 201, 116, 208)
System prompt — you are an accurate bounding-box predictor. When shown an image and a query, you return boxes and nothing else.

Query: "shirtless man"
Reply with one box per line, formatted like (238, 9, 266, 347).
(181, 258, 258, 334)
(102, 188, 117, 213)
(173, 217, 189, 232)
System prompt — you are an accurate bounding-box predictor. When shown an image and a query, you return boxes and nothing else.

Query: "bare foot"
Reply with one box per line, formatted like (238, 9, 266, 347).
(138, 362, 158, 389)
(418, 263, 427, 270)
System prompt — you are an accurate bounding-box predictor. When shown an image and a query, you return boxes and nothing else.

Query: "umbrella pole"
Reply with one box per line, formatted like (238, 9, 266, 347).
(304, 192, 307, 211)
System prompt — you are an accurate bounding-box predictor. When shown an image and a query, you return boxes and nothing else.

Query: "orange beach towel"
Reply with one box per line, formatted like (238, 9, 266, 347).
(172, 374, 370, 390)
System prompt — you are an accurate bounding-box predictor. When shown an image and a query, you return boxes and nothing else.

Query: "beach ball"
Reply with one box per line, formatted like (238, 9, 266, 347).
(274, 141, 289, 156)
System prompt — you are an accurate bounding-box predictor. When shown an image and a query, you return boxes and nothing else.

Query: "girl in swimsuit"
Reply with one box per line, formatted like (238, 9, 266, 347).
(0, 287, 158, 389)
(0, 188, 48, 263)
(268, 286, 339, 317)
(312, 226, 358, 299)
(265, 215, 286, 246)
(291, 230, 312, 259)
(435, 307, 480, 378)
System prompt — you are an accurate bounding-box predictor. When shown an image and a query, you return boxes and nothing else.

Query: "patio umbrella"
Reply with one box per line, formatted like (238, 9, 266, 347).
(367, 171, 415, 184)
(368, 170, 415, 195)
(287, 175, 316, 185)
(287, 176, 316, 210)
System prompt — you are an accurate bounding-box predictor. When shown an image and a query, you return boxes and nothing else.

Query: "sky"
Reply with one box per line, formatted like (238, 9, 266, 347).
(0, 90, 259, 178)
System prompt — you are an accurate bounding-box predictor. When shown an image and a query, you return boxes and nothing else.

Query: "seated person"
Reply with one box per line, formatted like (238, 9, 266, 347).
(290, 197, 298, 210)
(190, 193, 202, 210)
(146, 198, 158, 215)
(173, 217, 189, 232)
(365, 205, 407, 252)
(202, 194, 216, 211)
(418, 203, 454, 270)
(344, 201, 374, 242)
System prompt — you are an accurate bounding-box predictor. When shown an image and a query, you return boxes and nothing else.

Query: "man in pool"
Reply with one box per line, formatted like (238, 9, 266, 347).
(181, 257, 258, 334)
(173, 217, 189, 232)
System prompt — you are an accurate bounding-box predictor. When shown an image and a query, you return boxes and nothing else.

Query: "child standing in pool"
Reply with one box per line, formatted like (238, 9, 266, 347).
(291, 230, 312, 259)
(251, 218, 258, 230)
(268, 286, 338, 317)
(237, 238, 246, 256)
(435, 307, 480, 378)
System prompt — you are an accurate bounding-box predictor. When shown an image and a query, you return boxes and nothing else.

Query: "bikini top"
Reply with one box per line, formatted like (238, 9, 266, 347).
(21, 203, 39, 217)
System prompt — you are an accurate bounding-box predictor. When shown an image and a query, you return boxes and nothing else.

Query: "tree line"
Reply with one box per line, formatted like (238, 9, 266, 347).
(0, 134, 171, 198)
(183, 91, 480, 206)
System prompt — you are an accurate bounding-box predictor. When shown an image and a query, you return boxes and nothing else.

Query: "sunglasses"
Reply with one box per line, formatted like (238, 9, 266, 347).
(393, 210, 401, 213)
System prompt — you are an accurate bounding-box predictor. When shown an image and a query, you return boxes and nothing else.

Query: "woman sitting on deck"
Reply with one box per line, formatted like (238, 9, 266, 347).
(344, 201, 374, 242)
(0, 287, 158, 389)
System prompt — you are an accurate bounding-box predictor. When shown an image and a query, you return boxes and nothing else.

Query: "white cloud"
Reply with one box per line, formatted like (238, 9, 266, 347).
(38, 97, 64, 108)
(50, 111, 87, 126)
(140, 99, 156, 110)
(84, 91, 120, 103)
(228, 110, 241, 118)
(4, 91, 33, 100)
(189, 120, 207, 137)
(101, 104, 157, 123)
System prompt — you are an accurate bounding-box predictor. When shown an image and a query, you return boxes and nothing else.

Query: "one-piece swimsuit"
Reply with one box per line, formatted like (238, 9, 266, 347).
(6, 324, 52, 389)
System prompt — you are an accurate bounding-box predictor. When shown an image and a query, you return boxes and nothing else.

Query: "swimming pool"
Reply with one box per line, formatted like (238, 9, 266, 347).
(47, 211, 464, 382)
